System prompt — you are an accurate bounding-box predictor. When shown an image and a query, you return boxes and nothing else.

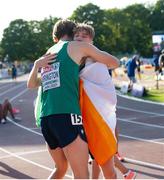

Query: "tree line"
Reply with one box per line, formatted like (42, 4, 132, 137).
(0, 0, 164, 62)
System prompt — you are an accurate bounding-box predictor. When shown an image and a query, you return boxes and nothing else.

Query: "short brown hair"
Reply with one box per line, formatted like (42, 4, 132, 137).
(73, 23, 95, 40)
(52, 19, 76, 40)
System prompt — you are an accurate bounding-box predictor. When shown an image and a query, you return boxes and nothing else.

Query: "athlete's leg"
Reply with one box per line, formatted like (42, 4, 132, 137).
(47, 146, 68, 179)
(115, 124, 129, 175)
(63, 136, 89, 179)
(41, 116, 68, 179)
(114, 155, 128, 174)
(115, 121, 124, 162)
(100, 156, 117, 179)
(92, 160, 101, 179)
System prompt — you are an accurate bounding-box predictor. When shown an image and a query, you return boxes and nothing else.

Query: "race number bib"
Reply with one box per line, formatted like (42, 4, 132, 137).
(71, 114, 83, 125)
(41, 62, 60, 92)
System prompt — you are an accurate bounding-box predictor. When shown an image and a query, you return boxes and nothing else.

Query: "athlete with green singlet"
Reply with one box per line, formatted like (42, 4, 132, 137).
(27, 19, 119, 179)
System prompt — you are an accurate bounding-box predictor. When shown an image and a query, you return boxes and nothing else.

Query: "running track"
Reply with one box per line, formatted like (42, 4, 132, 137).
(0, 74, 164, 179)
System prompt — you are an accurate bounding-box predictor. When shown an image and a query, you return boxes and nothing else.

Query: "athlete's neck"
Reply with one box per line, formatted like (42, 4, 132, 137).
(60, 35, 72, 41)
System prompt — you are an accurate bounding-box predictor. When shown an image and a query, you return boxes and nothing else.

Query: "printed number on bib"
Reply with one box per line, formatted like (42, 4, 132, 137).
(71, 114, 82, 125)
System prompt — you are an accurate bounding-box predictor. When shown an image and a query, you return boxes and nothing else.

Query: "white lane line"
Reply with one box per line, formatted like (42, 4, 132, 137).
(117, 91, 164, 106)
(117, 105, 164, 116)
(118, 118, 164, 129)
(10, 88, 29, 102)
(0, 147, 72, 179)
(8, 115, 164, 172)
(119, 134, 164, 145)
(0, 83, 12, 90)
(0, 149, 47, 160)
(6, 86, 164, 172)
(6, 117, 73, 178)
(0, 83, 25, 96)
(7, 117, 42, 136)
(30, 127, 40, 130)
(11, 114, 163, 145)
(124, 157, 164, 170)
(150, 137, 164, 142)
(149, 114, 164, 118)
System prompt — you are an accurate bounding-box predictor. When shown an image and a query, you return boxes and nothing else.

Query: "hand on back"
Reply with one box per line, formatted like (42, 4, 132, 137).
(34, 53, 57, 69)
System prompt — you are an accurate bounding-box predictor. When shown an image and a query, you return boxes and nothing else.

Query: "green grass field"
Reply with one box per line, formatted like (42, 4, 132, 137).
(143, 88, 164, 103)
(116, 85, 164, 103)
(115, 66, 164, 103)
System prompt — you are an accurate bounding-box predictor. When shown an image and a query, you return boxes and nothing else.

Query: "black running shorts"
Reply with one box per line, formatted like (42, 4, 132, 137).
(40, 113, 87, 149)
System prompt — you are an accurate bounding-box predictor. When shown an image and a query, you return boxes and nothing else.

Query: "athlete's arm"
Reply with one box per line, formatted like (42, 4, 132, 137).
(68, 42, 119, 68)
(27, 63, 41, 89)
(82, 43, 119, 68)
(27, 53, 56, 89)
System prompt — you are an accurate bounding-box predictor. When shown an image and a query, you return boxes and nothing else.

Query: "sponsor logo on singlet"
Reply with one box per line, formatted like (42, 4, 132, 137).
(41, 62, 60, 92)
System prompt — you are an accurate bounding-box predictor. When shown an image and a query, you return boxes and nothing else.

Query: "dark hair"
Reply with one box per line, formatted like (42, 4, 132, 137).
(73, 23, 95, 39)
(52, 19, 76, 40)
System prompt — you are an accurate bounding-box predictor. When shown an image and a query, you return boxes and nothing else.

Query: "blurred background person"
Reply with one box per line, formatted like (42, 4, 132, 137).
(0, 99, 15, 124)
(11, 64, 17, 81)
(158, 49, 164, 75)
(125, 55, 138, 90)
(136, 56, 142, 81)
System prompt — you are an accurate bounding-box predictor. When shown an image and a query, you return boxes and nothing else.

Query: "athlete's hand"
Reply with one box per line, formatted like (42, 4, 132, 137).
(34, 53, 57, 69)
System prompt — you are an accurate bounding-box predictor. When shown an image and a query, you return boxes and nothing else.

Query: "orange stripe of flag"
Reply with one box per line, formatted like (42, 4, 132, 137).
(80, 80, 117, 165)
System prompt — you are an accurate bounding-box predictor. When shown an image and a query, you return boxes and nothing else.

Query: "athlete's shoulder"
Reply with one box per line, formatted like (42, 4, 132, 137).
(47, 44, 56, 53)
(68, 41, 90, 48)
(47, 41, 68, 54)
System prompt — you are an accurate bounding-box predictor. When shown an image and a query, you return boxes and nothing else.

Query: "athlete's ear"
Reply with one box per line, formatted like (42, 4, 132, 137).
(53, 37, 59, 43)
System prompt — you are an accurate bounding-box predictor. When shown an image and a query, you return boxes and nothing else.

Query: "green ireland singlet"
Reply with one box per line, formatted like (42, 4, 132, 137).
(40, 41, 81, 117)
